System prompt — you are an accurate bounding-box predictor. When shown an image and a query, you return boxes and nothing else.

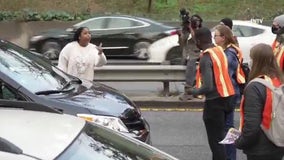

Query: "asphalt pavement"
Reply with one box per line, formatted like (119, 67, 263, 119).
(100, 81, 204, 108)
(108, 81, 240, 111)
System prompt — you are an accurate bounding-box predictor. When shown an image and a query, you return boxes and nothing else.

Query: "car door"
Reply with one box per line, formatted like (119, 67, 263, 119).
(102, 17, 142, 57)
(233, 24, 275, 63)
(97, 17, 148, 57)
(80, 17, 131, 57)
(79, 17, 108, 48)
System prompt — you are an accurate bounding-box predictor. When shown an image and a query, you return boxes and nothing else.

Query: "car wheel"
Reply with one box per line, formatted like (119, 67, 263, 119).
(165, 46, 182, 65)
(133, 41, 151, 59)
(41, 41, 61, 60)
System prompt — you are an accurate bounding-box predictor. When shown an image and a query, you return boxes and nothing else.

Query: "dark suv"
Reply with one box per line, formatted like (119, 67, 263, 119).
(0, 39, 150, 144)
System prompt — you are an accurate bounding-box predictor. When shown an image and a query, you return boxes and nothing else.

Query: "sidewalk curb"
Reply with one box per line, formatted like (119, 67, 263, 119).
(130, 96, 204, 108)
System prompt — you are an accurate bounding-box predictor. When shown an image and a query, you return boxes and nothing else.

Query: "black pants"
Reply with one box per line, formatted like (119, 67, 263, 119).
(247, 154, 284, 160)
(203, 96, 234, 160)
(185, 58, 198, 87)
(224, 94, 240, 160)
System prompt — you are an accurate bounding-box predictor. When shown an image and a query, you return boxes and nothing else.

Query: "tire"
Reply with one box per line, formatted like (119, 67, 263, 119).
(165, 46, 183, 65)
(41, 40, 61, 60)
(133, 41, 151, 59)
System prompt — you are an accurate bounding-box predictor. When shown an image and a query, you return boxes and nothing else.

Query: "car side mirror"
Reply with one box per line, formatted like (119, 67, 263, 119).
(66, 27, 76, 32)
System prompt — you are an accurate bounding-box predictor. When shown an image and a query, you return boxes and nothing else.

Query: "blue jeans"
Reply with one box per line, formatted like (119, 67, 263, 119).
(224, 94, 240, 160)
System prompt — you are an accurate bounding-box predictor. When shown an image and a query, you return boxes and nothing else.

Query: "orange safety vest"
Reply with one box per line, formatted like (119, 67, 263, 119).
(227, 43, 246, 85)
(196, 46, 235, 97)
(239, 75, 282, 131)
(272, 39, 284, 71)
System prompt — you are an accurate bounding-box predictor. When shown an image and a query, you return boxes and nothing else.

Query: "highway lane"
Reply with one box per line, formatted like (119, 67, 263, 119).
(141, 110, 246, 160)
(101, 81, 184, 97)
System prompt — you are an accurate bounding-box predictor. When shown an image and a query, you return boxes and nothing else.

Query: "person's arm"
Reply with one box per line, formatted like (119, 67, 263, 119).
(94, 43, 107, 67)
(178, 31, 189, 47)
(234, 82, 266, 149)
(95, 53, 107, 67)
(191, 53, 215, 95)
(57, 43, 70, 72)
(225, 48, 238, 79)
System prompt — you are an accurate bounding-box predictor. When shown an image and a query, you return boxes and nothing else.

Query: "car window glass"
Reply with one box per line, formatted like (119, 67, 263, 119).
(57, 122, 173, 160)
(232, 26, 243, 37)
(108, 18, 141, 29)
(0, 81, 25, 101)
(233, 25, 264, 37)
(131, 20, 145, 27)
(0, 40, 70, 93)
(81, 18, 105, 30)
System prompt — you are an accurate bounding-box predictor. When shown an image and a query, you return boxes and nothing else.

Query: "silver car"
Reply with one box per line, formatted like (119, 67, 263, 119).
(0, 101, 178, 160)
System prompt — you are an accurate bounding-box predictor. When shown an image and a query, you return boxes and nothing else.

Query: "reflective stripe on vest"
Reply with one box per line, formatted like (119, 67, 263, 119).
(196, 46, 235, 97)
(272, 39, 284, 71)
(239, 75, 282, 131)
(227, 44, 246, 84)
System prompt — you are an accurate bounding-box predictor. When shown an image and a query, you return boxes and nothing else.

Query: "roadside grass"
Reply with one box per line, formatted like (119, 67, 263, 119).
(0, 0, 283, 21)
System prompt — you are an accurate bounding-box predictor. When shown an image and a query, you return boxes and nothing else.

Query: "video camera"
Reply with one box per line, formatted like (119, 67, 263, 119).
(179, 8, 203, 30)
(180, 8, 190, 25)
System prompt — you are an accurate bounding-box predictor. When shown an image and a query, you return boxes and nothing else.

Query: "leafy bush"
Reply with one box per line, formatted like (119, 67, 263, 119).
(0, 11, 17, 21)
(1, 0, 284, 22)
(0, 9, 88, 21)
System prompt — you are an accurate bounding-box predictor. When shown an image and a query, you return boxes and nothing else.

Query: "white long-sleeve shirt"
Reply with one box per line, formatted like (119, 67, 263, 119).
(57, 41, 107, 81)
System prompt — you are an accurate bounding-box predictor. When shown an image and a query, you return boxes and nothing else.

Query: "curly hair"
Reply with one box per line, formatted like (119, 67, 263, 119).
(73, 27, 89, 42)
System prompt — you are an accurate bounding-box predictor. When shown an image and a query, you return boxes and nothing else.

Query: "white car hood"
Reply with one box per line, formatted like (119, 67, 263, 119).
(0, 110, 85, 160)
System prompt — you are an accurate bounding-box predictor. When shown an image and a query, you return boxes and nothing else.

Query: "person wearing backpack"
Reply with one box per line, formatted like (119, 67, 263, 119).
(234, 43, 284, 160)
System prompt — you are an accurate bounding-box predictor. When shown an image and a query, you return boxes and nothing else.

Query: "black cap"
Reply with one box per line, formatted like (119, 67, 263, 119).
(220, 18, 233, 29)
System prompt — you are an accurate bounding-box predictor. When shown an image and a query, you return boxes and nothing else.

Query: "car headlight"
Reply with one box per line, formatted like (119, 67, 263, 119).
(77, 114, 129, 133)
(30, 35, 44, 42)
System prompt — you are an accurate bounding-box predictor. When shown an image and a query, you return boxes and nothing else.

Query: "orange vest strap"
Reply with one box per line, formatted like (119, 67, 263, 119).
(227, 44, 246, 84)
(239, 75, 282, 130)
(272, 39, 284, 71)
(196, 46, 235, 97)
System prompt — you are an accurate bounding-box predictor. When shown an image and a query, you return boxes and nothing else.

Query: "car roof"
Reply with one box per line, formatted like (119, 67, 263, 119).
(74, 15, 142, 24)
(232, 20, 270, 29)
(0, 109, 85, 160)
(73, 15, 174, 29)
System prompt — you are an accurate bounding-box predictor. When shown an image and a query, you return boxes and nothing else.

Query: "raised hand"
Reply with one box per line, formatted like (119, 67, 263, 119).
(96, 43, 103, 54)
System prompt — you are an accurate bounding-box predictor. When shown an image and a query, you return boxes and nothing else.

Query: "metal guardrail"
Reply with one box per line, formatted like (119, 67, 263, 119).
(93, 65, 186, 96)
(51, 60, 161, 66)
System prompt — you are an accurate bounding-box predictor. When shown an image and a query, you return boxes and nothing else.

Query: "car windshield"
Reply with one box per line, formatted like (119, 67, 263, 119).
(56, 122, 175, 160)
(0, 40, 71, 93)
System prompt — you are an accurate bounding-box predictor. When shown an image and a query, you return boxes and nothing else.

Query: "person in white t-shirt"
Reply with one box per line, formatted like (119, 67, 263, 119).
(57, 27, 107, 81)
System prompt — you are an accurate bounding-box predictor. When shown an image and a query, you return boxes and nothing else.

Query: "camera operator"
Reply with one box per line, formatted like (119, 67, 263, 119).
(178, 9, 203, 101)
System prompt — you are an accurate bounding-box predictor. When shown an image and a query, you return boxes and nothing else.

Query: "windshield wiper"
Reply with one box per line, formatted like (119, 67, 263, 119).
(61, 78, 82, 90)
(35, 77, 82, 95)
(35, 87, 75, 95)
